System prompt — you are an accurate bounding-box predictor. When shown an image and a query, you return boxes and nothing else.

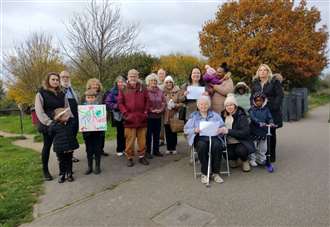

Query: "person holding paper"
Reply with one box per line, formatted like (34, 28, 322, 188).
(184, 96, 226, 185)
(181, 67, 207, 120)
(219, 94, 255, 172)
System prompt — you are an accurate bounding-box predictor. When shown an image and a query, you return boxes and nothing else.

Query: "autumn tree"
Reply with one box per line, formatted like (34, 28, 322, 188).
(63, 0, 140, 87)
(3, 33, 65, 106)
(154, 54, 206, 85)
(199, 0, 328, 88)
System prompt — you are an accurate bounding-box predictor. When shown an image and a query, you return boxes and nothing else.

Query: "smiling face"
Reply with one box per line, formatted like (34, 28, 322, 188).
(165, 80, 174, 90)
(191, 68, 201, 83)
(60, 71, 70, 87)
(197, 99, 210, 113)
(149, 79, 158, 88)
(117, 79, 125, 89)
(258, 65, 269, 80)
(254, 97, 264, 108)
(49, 74, 60, 89)
(225, 103, 236, 114)
(157, 69, 166, 83)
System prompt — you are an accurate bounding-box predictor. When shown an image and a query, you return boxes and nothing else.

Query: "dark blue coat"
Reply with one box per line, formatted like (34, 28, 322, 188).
(248, 103, 273, 139)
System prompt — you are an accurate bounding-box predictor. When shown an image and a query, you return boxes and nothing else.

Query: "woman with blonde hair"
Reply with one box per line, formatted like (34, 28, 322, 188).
(250, 64, 283, 162)
(85, 78, 108, 156)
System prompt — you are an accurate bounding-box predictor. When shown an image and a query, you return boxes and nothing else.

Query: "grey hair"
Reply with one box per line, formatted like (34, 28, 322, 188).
(197, 95, 211, 107)
(145, 73, 159, 86)
(114, 76, 126, 83)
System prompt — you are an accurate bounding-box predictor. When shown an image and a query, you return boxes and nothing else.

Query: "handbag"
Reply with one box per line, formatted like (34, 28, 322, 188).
(169, 117, 184, 133)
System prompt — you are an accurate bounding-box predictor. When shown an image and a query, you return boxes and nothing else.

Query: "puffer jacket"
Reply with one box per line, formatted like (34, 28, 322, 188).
(147, 86, 166, 119)
(250, 77, 284, 127)
(48, 118, 79, 153)
(221, 106, 255, 154)
(118, 82, 149, 128)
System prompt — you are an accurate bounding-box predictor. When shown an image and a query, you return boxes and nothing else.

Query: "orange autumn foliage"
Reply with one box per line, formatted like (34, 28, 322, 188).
(199, 0, 328, 87)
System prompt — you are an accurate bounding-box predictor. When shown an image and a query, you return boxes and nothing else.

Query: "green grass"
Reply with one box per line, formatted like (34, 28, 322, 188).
(0, 137, 44, 227)
(0, 115, 37, 135)
(308, 89, 330, 109)
(0, 115, 117, 143)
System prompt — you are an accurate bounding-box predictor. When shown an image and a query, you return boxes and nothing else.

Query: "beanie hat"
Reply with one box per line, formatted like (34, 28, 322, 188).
(164, 75, 174, 83)
(224, 93, 238, 107)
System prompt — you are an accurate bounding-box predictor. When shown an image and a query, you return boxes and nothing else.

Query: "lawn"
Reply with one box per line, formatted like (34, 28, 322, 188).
(0, 114, 117, 143)
(308, 90, 330, 110)
(0, 137, 44, 227)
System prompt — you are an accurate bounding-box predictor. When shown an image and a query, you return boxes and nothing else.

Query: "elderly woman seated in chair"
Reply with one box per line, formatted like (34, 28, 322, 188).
(184, 95, 226, 185)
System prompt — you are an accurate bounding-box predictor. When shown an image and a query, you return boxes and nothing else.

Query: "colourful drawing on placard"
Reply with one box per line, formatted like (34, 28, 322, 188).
(78, 105, 107, 132)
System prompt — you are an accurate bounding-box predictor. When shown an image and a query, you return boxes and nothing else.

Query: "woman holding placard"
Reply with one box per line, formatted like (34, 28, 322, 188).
(181, 67, 207, 120)
(184, 95, 226, 184)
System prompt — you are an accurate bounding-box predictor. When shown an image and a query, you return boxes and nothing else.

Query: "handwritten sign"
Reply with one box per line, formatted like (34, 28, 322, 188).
(78, 105, 107, 132)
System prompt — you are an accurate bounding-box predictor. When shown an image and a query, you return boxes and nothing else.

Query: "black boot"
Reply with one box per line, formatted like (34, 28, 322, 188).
(67, 172, 74, 182)
(85, 158, 93, 175)
(43, 169, 53, 181)
(94, 156, 101, 174)
(58, 174, 65, 183)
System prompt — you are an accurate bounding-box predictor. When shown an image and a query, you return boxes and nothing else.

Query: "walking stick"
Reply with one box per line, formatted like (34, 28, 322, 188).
(206, 136, 212, 187)
(265, 124, 274, 173)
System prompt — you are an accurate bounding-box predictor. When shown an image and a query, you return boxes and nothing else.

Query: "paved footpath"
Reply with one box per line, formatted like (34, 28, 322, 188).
(3, 105, 329, 226)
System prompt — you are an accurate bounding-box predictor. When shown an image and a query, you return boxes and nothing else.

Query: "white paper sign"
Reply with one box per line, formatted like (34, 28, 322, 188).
(78, 105, 107, 132)
(200, 121, 218, 137)
(187, 86, 205, 100)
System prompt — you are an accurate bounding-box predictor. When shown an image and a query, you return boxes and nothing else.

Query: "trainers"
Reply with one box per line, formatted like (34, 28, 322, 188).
(201, 175, 208, 184)
(249, 160, 258, 167)
(127, 159, 134, 167)
(139, 157, 149, 165)
(266, 163, 274, 173)
(116, 152, 124, 157)
(212, 174, 224, 183)
(102, 152, 109, 157)
(72, 157, 79, 163)
(58, 175, 65, 183)
(67, 175, 74, 182)
(172, 150, 177, 155)
(242, 161, 251, 172)
(165, 150, 171, 155)
(229, 160, 239, 168)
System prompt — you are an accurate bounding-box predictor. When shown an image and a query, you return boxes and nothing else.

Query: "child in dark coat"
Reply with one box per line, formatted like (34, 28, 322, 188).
(49, 107, 79, 183)
(248, 92, 274, 166)
(82, 89, 104, 175)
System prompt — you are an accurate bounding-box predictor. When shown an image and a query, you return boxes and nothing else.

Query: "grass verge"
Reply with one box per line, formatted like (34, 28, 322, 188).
(0, 137, 43, 227)
(308, 90, 330, 110)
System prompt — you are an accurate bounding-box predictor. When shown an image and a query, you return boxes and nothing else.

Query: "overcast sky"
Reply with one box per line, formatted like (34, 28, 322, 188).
(1, 0, 330, 79)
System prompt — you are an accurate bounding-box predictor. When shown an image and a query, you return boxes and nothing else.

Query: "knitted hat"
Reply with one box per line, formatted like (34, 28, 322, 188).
(164, 75, 174, 83)
(224, 93, 238, 107)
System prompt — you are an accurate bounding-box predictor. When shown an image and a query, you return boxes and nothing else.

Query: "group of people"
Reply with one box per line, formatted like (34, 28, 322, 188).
(35, 63, 283, 185)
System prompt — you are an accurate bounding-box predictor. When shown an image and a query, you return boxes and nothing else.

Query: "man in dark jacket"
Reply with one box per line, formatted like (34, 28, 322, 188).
(118, 69, 149, 167)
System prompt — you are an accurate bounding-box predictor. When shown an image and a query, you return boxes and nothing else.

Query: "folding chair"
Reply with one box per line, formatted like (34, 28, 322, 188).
(191, 135, 230, 180)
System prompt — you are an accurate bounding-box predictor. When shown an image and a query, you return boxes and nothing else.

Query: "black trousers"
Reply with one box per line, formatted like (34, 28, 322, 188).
(146, 118, 161, 154)
(195, 137, 222, 175)
(270, 128, 277, 162)
(164, 124, 177, 151)
(56, 152, 73, 175)
(227, 143, 249, 161)
(84, 133, 103, 160)
(116, 121, 126, 153)
(100, 131, 105, 153)
(41, 132, 54, 173)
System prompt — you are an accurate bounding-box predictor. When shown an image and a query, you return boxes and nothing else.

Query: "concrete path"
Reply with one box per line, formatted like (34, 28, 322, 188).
(5, 104, 330, 226)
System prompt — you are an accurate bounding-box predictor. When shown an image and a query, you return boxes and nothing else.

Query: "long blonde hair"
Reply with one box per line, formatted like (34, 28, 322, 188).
(253, 64, 273, 81)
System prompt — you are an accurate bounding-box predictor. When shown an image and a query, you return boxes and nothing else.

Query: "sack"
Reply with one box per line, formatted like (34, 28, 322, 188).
(169, 118, 184, 133)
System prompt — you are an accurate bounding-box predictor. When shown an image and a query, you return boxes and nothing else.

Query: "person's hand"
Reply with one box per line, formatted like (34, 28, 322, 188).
(194, 128, 200, 134)
(269, 123, 277, 128)
(218, 127, 228, 134)
(259, 122, 266, 127)
(184, 91, 188, 96)
(202, 91, 209, 96)
(212, 84, 221, 91)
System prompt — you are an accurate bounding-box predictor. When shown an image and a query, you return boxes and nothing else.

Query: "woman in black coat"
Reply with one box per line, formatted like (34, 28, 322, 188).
(220, 94, 255, 172)
(35, 72, 68, 181)
(250, 64, 284, 162)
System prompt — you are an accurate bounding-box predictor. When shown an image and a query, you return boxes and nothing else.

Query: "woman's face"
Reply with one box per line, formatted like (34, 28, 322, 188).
(165, 81, 174, 90)
(191, 68, 201, 83)
(91, 82, 100, 92)
(258, 66, 269, 80)
(197, 100, 209, 113)
(225, 103, 236, 114)
(49, 75, 60, 88)
(117, 80, 124, 89)
(216, 67, 225, 77)
(149, 79, 158, 88)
